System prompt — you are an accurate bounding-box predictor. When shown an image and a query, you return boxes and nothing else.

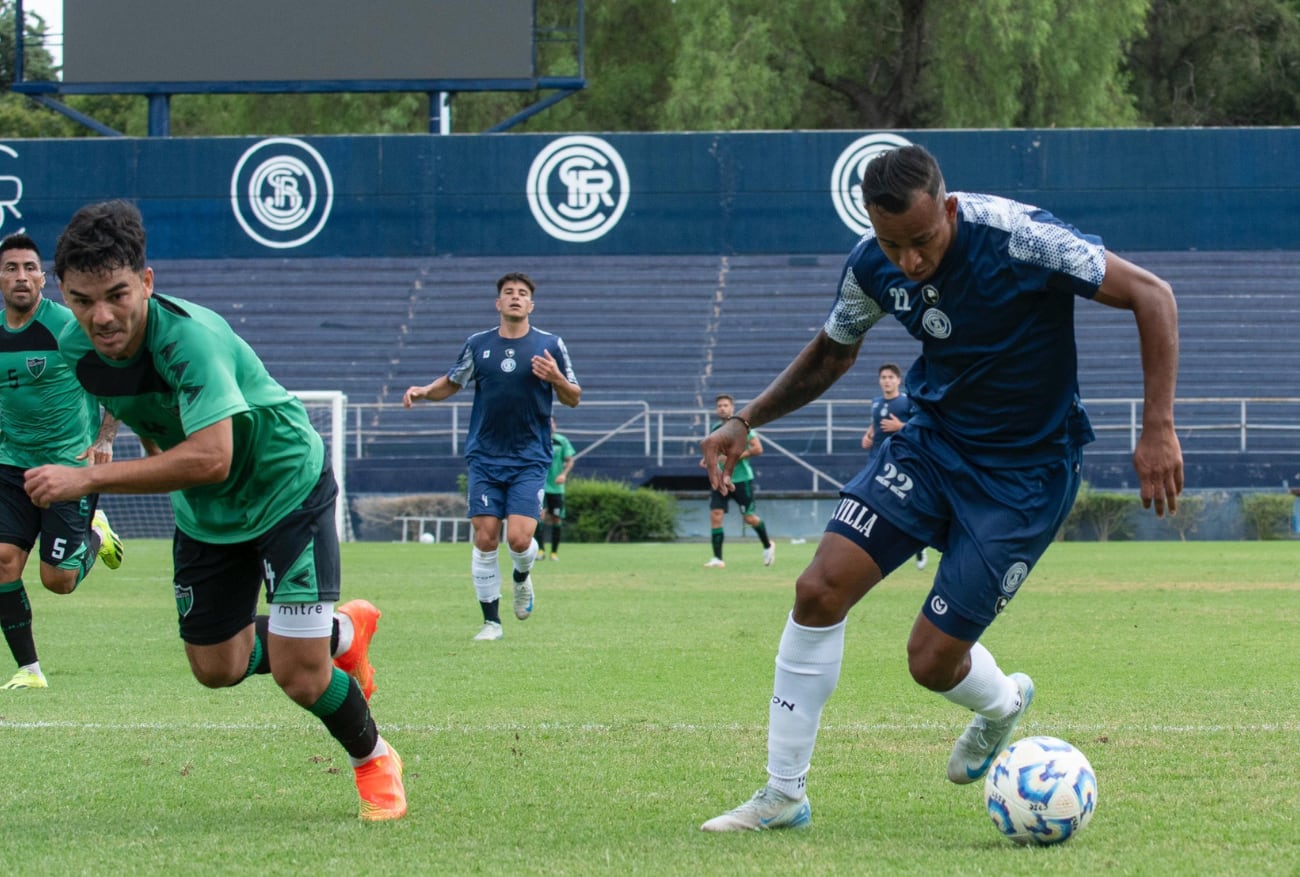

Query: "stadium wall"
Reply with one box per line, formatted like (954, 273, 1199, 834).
(3, 128, 1297, 517)
(0, 128, 1297, 256)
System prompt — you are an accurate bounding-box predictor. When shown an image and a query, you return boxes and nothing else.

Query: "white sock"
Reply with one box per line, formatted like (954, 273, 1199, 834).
(333, 612, 354, 658)
(21, 661, 42, 677)
(509, 539, 538, 576)
(766, 613, 846, 798)
(941, 642, 1019, 718)
(472, 548, 501, 603)
(347, 736, 389, 768)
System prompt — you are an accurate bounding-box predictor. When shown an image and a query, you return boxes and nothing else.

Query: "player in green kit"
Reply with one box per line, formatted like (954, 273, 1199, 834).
(704, 394, 775, 569)
(539, 417, 576, 561)
(0, 233, 123, 691)
(23, 202, 406, 820)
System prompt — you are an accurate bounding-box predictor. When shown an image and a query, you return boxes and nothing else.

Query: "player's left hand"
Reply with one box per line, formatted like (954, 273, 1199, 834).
(23, 464, 88, 508)
(1132, 426, 1183, 518)
(699, 420, 747, 494)
(531, 349, 560, 383)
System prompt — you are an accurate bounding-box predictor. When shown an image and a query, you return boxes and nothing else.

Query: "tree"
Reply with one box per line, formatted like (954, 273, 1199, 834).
(0, 0, 81, 137)
(8, 0, 1300, 135)
(1124, 0, 1300, 125)
(452, 0, 677, 132)
(476, 0, 1150, 133)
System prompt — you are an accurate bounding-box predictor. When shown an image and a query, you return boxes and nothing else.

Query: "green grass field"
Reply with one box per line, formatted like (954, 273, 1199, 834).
(1, 540, 1297, 876)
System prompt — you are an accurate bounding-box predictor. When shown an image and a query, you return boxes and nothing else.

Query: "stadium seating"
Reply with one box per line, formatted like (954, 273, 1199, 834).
(150, 251, 1300, 492)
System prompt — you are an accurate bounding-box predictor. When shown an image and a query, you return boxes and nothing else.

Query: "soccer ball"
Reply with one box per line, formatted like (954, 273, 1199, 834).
(418, 532, 435, 544)
(984, 735, 1097, 846)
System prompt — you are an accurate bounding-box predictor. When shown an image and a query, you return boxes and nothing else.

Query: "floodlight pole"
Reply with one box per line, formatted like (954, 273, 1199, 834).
(429, 92, 452, 135)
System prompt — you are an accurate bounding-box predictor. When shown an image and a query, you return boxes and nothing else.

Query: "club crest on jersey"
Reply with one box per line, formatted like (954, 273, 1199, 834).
(921, 308, 952, 339)
(25, 356, 46, 378)
(501, 357, 517, 373)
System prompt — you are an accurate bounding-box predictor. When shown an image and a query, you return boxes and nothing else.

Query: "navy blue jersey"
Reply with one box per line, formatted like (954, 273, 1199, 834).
(447, 327, 579, 467)
(871, 394, 915, 435)
(868, 393, 915, 457)
(826, 193, 1102, 467)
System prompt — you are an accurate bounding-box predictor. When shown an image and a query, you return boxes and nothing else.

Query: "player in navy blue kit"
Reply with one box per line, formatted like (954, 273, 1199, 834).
(861, 362, 927, 570)
(700, 144, 1182, 832)
(403, 273, 580, 641)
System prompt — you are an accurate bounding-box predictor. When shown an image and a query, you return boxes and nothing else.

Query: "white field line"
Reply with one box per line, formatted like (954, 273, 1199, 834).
(3, 719, 1298, 734)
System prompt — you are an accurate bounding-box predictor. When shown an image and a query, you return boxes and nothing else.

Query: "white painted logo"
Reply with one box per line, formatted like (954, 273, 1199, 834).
(0, 145, 25, 235)
(231, 138, 334, 249)
(929, 595, 949, 615)
(830, 133, 913, 236)
(921, 308, 952, 339)
(527, 136, 629, 242)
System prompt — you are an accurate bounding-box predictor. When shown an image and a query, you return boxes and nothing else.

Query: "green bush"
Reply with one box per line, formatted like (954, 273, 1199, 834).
(565, 477, 678, 543)
(1063, 482, 1139, 542)
(1161, 493, 1207, 542)
(1239, 493, 1293, 540)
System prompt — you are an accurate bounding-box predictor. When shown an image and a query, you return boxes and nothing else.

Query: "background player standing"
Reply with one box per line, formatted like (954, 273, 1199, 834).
(703, 393, 775, 569)
(539, 416, 576, 562)
(861, 362, 927, 570)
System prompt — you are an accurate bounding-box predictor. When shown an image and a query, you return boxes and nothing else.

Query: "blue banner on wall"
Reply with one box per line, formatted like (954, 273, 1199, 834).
(0, 128, 1294, 259)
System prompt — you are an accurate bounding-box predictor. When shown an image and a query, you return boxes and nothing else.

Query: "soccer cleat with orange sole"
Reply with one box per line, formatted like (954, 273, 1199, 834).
(355, 743, 407, 822)
(335, 599, 380, 701)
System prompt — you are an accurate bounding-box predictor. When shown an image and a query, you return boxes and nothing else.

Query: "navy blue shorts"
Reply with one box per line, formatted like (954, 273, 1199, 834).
(466, 459, 546, 520)
(832, 427, 1082, 640)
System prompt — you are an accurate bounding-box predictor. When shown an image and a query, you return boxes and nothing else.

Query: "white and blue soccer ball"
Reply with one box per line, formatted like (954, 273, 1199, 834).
(984, 735, 1097, 846)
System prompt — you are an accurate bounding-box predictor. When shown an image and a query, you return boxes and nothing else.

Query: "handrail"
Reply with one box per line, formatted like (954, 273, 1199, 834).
(347, 396, 1300, 490)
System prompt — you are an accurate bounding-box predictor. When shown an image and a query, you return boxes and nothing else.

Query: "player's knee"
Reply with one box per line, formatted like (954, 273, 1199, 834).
(792, 573, 851, 625)
(187, 650, 245, 689)
(905, 642, 963, 692)
(906, 656, 952, 692)
(191, 665, 239, 689)
(39, 570, 78, 595)
(272, 664, 330, 706)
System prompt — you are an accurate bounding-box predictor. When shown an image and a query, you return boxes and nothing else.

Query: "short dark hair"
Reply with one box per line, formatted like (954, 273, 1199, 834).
(878, 363, 902, 378)
(0, 233, 41, 262)
(496, 272, 535, 295)
(715, 393, 734, 404)
(861, 145, 945, 215)
(54, 200, 147, 281)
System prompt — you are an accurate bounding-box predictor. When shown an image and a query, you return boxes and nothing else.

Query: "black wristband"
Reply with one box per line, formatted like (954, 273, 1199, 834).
(724, 414, 752, 432)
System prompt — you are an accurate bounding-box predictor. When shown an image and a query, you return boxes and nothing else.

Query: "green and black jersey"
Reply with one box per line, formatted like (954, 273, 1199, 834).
(57, 293, 324, 543)
(0, 297, 100, 469)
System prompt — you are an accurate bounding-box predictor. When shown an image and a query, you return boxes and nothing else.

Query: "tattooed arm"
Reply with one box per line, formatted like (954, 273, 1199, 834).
(738, 330, 862, 429)
(700, 330, 862, 490)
